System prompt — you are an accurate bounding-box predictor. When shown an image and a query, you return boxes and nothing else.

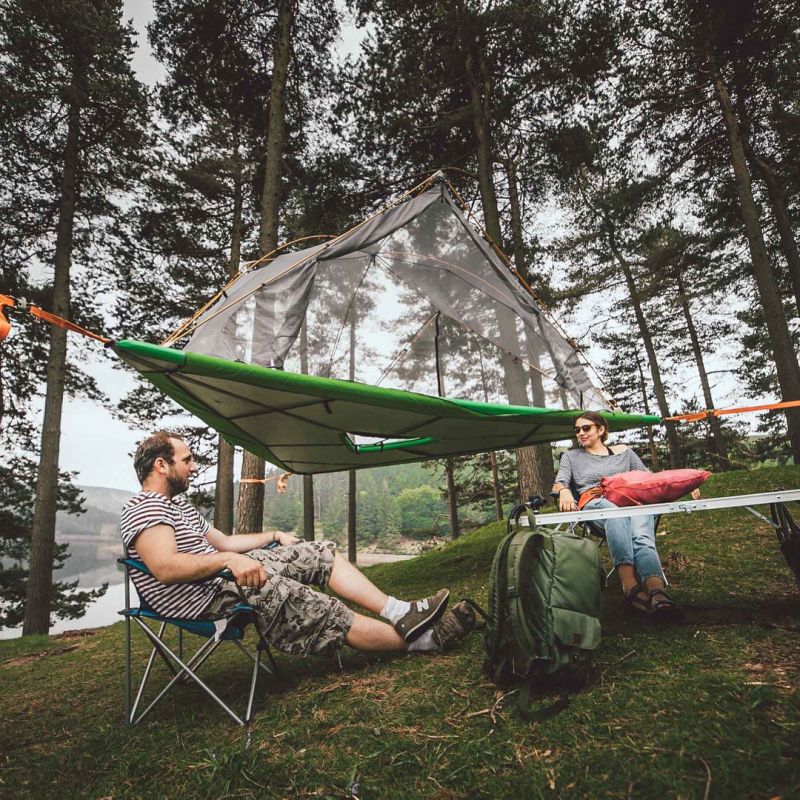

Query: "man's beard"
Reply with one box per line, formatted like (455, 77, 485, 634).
(166, 472, 189, 497)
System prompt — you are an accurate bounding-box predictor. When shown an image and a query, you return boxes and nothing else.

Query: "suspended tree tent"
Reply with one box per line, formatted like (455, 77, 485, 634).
(113, 173, 658, 474)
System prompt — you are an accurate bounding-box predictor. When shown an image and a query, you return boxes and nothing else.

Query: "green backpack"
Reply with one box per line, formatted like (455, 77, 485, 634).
(478, 500, 605, 719)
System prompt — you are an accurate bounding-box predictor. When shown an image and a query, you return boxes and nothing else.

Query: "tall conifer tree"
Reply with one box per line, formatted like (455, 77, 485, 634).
(0, 0, 149, 634)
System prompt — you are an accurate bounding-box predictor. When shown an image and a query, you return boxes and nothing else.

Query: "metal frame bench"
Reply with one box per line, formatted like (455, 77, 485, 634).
(524, 490, 800, 586)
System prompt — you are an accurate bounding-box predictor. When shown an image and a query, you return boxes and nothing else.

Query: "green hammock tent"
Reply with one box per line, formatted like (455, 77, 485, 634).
(114, 339, 659, 475)
(116, 173, 659, 474)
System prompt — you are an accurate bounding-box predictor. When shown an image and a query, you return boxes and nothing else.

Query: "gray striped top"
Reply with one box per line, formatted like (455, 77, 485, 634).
(120, 491, 222, 618)
(554, 447, 648, 497)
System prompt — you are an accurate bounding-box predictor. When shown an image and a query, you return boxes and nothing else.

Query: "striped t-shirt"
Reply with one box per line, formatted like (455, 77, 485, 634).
(555, 447, 648, 496)
(120, 491, 223, 618)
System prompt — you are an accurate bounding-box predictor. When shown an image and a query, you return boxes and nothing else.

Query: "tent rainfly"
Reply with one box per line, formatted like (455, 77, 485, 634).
(114, 174, 659, 474)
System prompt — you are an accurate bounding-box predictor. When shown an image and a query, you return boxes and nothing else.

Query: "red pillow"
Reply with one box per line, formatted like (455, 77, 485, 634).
(601, 469, 711, 507)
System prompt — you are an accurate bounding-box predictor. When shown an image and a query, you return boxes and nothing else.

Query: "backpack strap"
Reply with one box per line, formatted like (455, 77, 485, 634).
(518, 679, 572, 722)
(484, 530, 517, 662)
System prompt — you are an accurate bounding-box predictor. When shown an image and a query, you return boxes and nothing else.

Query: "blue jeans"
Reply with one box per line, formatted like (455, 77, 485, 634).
(583, 496, 664, 583)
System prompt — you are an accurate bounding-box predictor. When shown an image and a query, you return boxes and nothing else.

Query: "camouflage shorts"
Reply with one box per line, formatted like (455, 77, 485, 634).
(203, 540, 354, 657)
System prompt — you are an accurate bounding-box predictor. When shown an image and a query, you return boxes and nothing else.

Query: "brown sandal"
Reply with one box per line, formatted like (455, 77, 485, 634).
(648, 588, 684, 623)
(624, 583, 649, 615)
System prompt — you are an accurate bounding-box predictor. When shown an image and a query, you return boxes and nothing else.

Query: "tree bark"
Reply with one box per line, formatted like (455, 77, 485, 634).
(713, 70, 800, 463)
(214, 134, 244, 533)
(23, 57, 85, 636)
(505, 158, 555, 498)
(746, 149, 800, 317)
(214, 439, 235, 532)
(237, 0, 295, 531)
(489, 452, 503, 520)
(347, 313, 357, 559)
(466, 55, 545, 501)
(445, 458, 459, 539)
(302, 475, 315, 541)
(347, 469, 357, 562)
(675, 271, 729, 470)
(606, 226, 684, 468)
(298, 319, 314, 540)
(634, 351, 660, 470)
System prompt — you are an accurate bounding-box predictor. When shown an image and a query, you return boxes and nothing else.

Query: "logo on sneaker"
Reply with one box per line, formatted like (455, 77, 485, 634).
(394, 588, 449, 643)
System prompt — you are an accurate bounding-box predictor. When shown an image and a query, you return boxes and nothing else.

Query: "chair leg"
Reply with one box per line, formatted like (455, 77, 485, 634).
(130, 617, 245, 726)
(232, 638, 276, 678)
(131, 621, 168, 721)
(124, 612, 132, 724)
(244, 649, 261, 724)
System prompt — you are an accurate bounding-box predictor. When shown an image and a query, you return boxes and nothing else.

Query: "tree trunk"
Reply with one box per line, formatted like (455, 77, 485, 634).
(237, 0, 295, 531)
(298, 319, 314, 540)
(303, 474, 315, 541)
(733, 66, 800, 318)
(675, 271, 729, 470)
(635, 351, 660, 470)
(606, 227, 684, 468)
(433, 315, 460, 539)
(347, 313, 357, 559)
(747, 149, 800, 317)
(475, 347, 503, 520)
(445, 458, 459, 539)
(505, 158, 555, 498)
(215, 134, 244, 533)
(347, 469, 356, 562)
(713, 70, 800, 463)
(23, 59, 85, 636)
(214, 439, 235, 532)
(466, 57, 542, 501)
(489, 452, 503, 520)
(258, 0, 292, 255)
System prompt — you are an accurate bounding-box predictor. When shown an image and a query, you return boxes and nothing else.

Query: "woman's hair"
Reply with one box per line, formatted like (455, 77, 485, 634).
(573, 410, 608, 443)
(134, 430, 180, 484)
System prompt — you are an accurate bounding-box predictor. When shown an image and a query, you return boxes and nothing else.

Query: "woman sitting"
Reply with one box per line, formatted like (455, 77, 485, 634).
(552, 410, 686, 621)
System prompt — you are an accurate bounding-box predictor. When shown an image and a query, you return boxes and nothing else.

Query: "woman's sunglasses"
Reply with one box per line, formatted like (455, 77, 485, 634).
(573, 424, 596, 434)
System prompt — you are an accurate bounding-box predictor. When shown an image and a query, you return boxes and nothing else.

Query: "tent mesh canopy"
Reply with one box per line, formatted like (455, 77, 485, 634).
(180, 177, 608, 415)
(114, 176, 659, 473)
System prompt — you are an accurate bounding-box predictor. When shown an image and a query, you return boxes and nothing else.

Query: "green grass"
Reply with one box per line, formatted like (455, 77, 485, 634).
(2, 466, 800, 799)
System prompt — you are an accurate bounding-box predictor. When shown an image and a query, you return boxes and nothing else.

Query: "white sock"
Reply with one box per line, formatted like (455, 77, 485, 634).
(380, 595, 410, 624)
(407, 629, 439, 653)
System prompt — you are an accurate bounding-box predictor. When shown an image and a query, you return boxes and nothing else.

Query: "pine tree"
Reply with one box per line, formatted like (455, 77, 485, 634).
(0, 0, 149, 635)
(345, 0, 621, 497)
(620, 0, 800, 461)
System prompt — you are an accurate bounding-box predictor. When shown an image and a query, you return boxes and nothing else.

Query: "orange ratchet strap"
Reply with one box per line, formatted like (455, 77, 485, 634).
(28, 304, 110, 343)
(240, 472, 292, 493)
(0, 294, 13, 342)
(0, 296, 110, 344)
(666, 399, 800, 422)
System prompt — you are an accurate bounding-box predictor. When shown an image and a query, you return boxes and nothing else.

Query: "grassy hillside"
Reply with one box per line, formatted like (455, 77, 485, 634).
(2, 466, 799, 799)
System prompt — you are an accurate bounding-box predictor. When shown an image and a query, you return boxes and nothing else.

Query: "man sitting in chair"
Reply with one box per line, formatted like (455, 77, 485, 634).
(121, 431, 475, 658)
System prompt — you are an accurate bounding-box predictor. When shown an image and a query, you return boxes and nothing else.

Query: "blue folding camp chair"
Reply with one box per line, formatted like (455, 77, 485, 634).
(118, 553, 278, 729)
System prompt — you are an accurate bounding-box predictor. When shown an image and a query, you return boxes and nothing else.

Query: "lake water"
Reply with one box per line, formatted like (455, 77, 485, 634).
(0, 552, 414, 640)
(0, 582, 139, 640)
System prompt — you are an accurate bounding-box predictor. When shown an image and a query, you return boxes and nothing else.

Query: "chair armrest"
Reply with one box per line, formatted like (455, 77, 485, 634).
(118, 541, 280, 581)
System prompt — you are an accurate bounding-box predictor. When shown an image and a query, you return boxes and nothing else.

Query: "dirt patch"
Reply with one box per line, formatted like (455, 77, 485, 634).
(53, 628, 99, 641)
(1, 644, 82, 668)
